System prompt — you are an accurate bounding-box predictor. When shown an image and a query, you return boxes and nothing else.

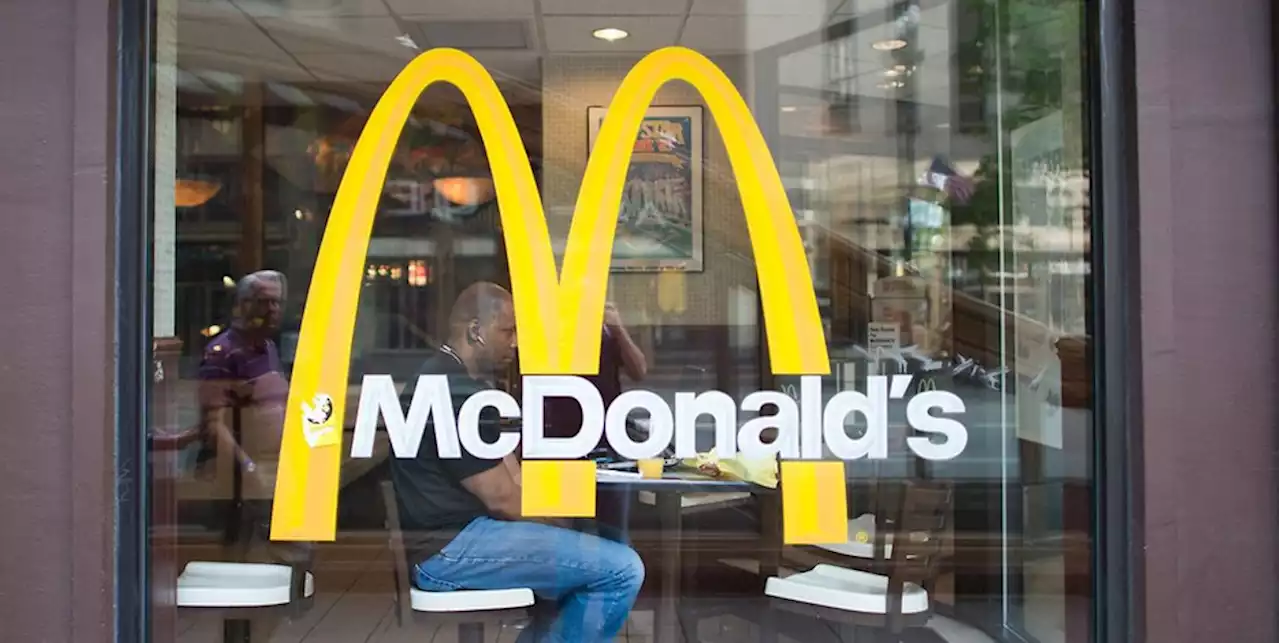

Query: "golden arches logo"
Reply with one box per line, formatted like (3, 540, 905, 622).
(269, 47, 834, 542)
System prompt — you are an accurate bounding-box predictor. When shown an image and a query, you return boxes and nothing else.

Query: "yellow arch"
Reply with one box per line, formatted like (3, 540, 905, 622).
(270, 47, 829, 541)
(559, 47, 828, 376)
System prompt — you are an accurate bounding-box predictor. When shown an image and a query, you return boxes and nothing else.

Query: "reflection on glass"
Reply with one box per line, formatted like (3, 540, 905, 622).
(147, 0, 1094, 642)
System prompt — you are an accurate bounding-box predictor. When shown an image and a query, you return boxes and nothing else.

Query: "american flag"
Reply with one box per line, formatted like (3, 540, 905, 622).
(920, 156, 976, 205)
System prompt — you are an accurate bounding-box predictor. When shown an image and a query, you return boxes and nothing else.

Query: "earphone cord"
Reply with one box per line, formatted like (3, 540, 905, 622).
(439, 343, 464, 366)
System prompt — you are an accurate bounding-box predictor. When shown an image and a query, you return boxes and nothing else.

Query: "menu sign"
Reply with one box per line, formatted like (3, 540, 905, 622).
(872, 276, 929, 348)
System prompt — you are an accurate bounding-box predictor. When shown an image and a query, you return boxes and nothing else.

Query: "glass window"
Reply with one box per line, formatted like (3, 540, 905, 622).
(147, 1, 1093, 642)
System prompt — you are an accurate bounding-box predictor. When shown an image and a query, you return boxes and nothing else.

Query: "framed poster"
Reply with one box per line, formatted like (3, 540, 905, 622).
(587, 105, 704, 272)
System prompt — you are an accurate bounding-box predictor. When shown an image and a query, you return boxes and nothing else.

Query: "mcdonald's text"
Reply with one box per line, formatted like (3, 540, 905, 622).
(351, 374, 969, 463)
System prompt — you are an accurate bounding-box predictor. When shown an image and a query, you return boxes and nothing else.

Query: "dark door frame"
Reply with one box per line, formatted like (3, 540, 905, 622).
(114, 0, 155, 640)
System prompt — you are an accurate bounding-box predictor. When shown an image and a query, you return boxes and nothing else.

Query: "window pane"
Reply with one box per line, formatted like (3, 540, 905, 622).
(147, 1, 1094, 641)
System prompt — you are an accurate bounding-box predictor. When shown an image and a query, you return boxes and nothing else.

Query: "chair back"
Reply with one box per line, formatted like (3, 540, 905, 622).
(884, 481, 952, 630)
(380, 480, 415, 626)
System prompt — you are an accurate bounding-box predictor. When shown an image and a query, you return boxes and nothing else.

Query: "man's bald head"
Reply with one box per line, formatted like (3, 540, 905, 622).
(448, 282, 513, 331)
(447, 282, 518, 372)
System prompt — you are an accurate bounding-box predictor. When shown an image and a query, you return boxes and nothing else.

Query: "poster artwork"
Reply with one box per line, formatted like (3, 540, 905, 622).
(588, 106, 704, 272)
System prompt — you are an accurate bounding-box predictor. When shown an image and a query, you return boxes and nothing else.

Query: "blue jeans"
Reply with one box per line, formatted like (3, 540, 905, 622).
(415, 517, 645, 643)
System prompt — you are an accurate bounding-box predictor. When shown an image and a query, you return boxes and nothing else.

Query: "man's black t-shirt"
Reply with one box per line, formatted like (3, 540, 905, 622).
(390, 348, 505, 566)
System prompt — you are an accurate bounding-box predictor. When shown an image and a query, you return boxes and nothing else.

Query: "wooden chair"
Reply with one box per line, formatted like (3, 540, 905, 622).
(809, 477, 903, 576)
(764, 481, 954, 642)
(379, 481, 536, 643)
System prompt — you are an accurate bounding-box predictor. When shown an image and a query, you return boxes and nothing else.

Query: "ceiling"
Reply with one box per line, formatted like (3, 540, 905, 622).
(175, 0, 962, 107)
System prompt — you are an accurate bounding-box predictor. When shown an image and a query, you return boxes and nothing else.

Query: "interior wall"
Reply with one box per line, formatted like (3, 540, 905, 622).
(0, 0, 116, 640)
(1133, 0, 1278, 640)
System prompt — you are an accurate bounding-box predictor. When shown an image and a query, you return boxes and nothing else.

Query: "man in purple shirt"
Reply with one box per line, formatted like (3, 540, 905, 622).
(197, 270, 307, 565)
(543, 302, 648, 438)
(544, 301, 648, 542)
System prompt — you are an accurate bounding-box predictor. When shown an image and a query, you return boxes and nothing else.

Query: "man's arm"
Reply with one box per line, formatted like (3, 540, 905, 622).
(196, 357, 255, 471)
(459, 466, 522, 521)
(604, 302, 647, 382)
(502, 454, 522, 486)
(613, 325, 648, 382)
(203, 406, 254, 469)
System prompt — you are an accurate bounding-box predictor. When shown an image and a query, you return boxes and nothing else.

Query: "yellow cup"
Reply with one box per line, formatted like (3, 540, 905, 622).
(637, 459, 664, 479)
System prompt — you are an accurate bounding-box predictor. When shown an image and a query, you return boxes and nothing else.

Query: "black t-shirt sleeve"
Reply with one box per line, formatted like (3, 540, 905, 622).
(435, 373, 503, 482)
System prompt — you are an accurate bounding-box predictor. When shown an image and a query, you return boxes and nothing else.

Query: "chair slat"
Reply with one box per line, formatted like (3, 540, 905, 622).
(380, 480, 416, 626)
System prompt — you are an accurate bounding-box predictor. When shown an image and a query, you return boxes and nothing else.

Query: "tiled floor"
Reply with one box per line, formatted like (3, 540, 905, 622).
(169, 539, 1007, 643)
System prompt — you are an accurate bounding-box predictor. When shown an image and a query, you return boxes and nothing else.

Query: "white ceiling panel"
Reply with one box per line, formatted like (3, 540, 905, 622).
(543, 16, 682, 52)
(540, 0, 687, 16)
(827, 0, 900, 17)
(179, 16, 295, 63)
(468, 51, 543, 82)
(409, 18, 537, 50)
(179, 48, 317, 82)
(680, 14, 827, 53)
(386, 0, 536, 17)
(260, 16, 406, 54)
(690, 0, 838, 16)
(231, 0, 390, 17)
(179, 0, 243, 20)
(298, 51, 415, 82)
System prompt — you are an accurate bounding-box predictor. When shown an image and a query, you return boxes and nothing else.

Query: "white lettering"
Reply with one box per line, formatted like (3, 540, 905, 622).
(353, 374, 459, 458)
(822, 389, 886, 460)
(458, 390, 521, 459)
(605, 390, 673, 460)
(905, 390, 968, 460)
(673, 391, 736, 458)
(799, 376, 824, 459)
(355, 374, 972, 463)
(738, 391, 799, 459)
(521, 376, 603, 459)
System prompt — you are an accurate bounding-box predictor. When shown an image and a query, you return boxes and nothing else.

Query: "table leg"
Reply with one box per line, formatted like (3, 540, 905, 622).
(758, 492, 781, 591)
(656, 493, 683, 643)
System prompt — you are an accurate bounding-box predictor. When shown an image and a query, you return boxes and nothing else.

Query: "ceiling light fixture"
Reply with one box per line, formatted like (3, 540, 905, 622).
(872, 38, 907, 51)
(174, 178, 222, 208)
(434, 177, 496, 207)
(592, 27, 629, 42)
(395, 34, 420, 50)
(781, 105, 798, 113)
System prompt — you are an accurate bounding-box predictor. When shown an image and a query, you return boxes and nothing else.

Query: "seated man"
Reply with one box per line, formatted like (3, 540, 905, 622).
(392, 282, 645, 643)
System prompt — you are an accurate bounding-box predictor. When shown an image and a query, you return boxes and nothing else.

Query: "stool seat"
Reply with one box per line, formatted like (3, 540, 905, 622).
(409, 587, 535, 613)
(177, 562, 315, 608)
(765, 564, 928, 615)
(813, 514, 894, 559)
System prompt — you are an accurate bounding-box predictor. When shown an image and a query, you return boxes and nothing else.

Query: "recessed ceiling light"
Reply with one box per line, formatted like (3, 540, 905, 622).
(395, 34, 420, 50)
(781, 105, 798, 113)
(592, 27, 629, 42)
(872, 38, 908, 51)
(883, 68, 900, 77)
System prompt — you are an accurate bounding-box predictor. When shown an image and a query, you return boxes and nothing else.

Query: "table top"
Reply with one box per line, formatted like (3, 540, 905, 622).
(595, 468, 769, 493)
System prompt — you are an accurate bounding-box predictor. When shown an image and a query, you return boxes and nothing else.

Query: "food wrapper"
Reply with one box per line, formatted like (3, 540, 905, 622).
(681, 449, 778, 488)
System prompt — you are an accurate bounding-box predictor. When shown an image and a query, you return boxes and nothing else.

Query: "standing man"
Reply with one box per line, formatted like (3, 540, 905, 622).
(544, 300, 648, 543)
(197, 270, 309, 567)
(393, 282, 645, 643)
